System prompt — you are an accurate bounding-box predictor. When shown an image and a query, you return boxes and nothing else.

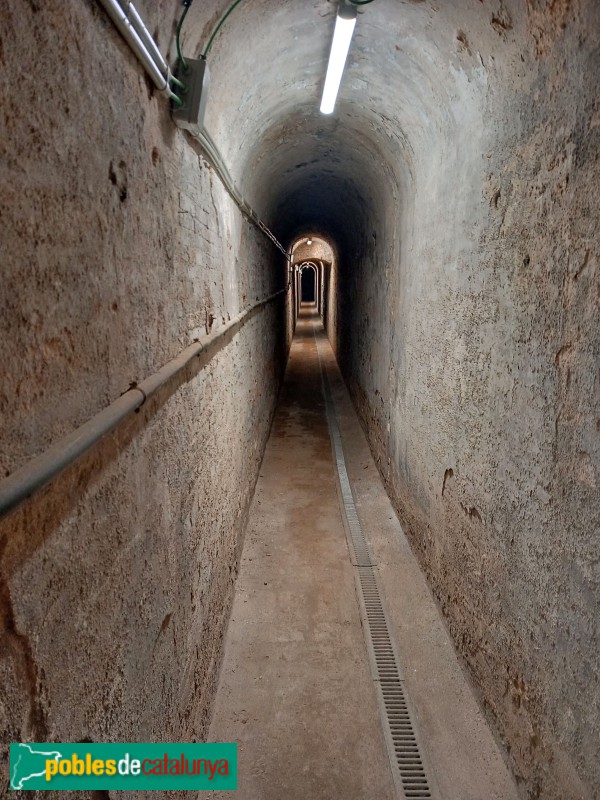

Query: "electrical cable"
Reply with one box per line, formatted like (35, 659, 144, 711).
(176, 1, 193, 72)
(200, 0, 373, 61)
(203, 0, 245, 57)
(170, 74, 186, 91)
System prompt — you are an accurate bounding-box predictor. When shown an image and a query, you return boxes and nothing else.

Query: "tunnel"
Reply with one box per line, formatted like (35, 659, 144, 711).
(0, 0, 599, 798)
(300, 265, 317, 304)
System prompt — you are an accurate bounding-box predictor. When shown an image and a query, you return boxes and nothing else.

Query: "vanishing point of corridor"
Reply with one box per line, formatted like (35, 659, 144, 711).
(208, 307, 519, 800)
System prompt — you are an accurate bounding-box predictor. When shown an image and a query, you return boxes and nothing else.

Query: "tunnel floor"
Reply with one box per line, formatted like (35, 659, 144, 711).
(207, 306, 519, 800)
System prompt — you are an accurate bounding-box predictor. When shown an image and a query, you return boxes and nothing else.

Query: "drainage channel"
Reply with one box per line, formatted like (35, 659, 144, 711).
(314, 327, 434, 800)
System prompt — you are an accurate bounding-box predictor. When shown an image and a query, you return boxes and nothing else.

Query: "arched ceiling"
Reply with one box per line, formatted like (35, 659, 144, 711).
(168, 0, 529, 248)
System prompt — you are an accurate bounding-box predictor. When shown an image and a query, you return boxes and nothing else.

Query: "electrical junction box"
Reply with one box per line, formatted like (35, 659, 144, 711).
(171, 57, 209, 135)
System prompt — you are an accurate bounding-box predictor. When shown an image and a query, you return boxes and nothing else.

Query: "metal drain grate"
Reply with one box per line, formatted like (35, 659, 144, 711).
(314, 328, 433, 800)
(330, 422, 374, 567)
(356, 561, 433, 800)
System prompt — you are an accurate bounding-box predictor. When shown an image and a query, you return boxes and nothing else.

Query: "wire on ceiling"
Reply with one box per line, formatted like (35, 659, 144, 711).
(202, 0, 245, 57)
(176, 0, 194, 72)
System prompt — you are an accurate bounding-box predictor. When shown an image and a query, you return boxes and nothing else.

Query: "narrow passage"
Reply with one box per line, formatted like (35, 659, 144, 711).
(208, 307, 519, 800)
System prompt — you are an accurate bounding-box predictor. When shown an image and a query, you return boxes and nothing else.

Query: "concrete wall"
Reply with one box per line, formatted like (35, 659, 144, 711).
(0, 1, 290, 793)
(332, 4, 600, 799)
(212, 5, 598, 791)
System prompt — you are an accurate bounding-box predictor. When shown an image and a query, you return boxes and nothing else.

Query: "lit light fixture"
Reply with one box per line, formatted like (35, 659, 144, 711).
(320, 0, 357, 115)
(307, 238, 313, 245)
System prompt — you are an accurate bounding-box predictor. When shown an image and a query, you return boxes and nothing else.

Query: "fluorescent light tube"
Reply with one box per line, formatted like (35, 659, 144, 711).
(320, 10, 356, 114)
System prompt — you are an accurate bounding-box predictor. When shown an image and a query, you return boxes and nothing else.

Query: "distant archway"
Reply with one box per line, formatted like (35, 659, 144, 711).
(300, 264, 317, 303)
(289, 236, 336, 330)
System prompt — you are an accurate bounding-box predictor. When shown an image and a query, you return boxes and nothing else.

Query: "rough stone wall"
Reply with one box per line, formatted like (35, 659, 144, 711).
(0, 1, 289, 794)
(334, 4, 599, 799)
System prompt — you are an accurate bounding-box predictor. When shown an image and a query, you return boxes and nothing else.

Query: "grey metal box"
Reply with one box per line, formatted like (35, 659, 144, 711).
(171, 57, 209, 135)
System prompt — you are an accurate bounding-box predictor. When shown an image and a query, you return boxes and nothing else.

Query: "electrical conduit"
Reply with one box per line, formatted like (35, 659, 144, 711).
(97, 0, 290, 260)
(98, 0, 181, 103)
(0, 289, 288, 519)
